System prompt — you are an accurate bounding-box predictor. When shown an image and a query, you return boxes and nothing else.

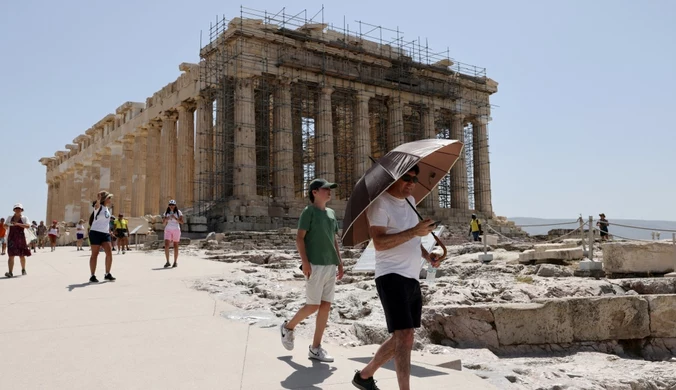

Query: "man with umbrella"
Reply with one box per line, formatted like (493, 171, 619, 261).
(342, 139, 461, 390)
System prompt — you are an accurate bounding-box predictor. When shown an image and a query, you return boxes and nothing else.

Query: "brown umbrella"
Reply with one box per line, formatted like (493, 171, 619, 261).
(341, 138, 464, 249)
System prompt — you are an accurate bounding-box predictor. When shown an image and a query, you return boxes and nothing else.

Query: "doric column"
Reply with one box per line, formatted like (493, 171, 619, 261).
(234, 78, 256, 197)
(120, 134, 135, 216)
(89, 157, 102, 206)
(145, 121, 162, 215)
(315, 87, 335, 182)
(273, 80, 294, 199)
(451, 113, 469, 210)
(72, 163, 85, 222)
(195, 94, 214, 205)
(63, 169, 74, 223)
(387, 96, 405, 151)
(421, 105, 438, 209)
(53, 179, 62, 222)
(472, 118, 493, 215)
(132, 128, 148, 217)
(160, 111, 178, 209)
(354, 91, 373, 180)
(46, 181, 54, 223)
(109, 142, 123, 215)
(177, 102, 196, 208)
(99, 148, 112, 190)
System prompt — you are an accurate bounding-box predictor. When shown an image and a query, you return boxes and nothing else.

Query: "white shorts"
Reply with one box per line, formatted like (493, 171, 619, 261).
(306, 264, 337, 305)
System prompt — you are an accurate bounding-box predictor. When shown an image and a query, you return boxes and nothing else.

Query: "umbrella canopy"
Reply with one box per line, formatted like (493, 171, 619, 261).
(341, 138, 463, 247)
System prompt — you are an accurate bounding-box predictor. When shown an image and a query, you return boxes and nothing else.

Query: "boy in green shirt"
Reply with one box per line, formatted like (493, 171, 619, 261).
(280, 178, 344, 362)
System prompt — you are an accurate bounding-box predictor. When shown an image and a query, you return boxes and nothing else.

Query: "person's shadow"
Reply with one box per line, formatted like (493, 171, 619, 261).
(66, 281, 107, 291)
(278, 356, 336, 389)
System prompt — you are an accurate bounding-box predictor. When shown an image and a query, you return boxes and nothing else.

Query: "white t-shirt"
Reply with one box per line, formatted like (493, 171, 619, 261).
(164, 210, 183, 231)
(76, 224, 85, 232)
(6, 215, 29, 226)
(90, 206, 111, 234)
(366, 192, 422, 280)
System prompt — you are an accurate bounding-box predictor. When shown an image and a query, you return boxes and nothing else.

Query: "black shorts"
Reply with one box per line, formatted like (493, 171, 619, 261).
(116, 229, 128, 238)
(375, 273, 423, 333)
(89, 230, 112, 246)
(600, 230, 608, 237)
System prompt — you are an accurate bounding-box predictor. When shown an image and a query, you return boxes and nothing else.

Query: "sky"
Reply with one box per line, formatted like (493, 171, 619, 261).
(1, 0, 674, 222)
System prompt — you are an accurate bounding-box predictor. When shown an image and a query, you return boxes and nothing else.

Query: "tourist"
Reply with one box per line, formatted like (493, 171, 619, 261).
(597, 213, 610, 241)
(279, 179, 344, 363)
(88, 191, 115, 283)
(76, 219, 86, 251)
(4, 203, 32, 278)
(162, 200, 183, 268)
(48, 220, 59, 252)
(30, 221, 38, 253)
(36, 221, 47, 249)
(469, 214, 482, 242)
(114, 214, 130, 254)
(352, 166, 439, 390)
(0, 218, 6, 255)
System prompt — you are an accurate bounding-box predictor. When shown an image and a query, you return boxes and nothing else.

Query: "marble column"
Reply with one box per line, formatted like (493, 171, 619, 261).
(99, 148, 112, 190)
(195, 95, 213, 205)
(272, 80, 294, 199)
(315, 87, 335, 182)
(421, 105, 438, 210)
(177, 103, 196, 208)
(450, 113, 469, 210)
(109, 142, 123, 215)
(387, 96, 405, 151)
(54, 178, 63, 222)
(472, 118, 493, 215)
(120, 134, 135, 216)
(72, 163, 85, 222)
(233, 78, 256, 197)
(89, 157, 102, 207)
(353, 91, 373, 181)
(145, 121, 162, 215)
(63, 169, 74, 223)
(46, 181, 54, 223)
(132, 128, 148, 217)
(160, 111, 178, 209)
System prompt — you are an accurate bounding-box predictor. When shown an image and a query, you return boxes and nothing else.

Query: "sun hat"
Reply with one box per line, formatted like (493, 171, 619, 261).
(13, 203, 23, 211)
(168, 199, 177, 205)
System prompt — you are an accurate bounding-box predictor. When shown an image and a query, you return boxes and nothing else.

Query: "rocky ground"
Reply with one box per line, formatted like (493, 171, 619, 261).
(174, 231, 676, 390)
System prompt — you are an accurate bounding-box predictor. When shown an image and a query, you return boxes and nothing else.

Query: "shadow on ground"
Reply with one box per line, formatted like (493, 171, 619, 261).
(349, 357, 448, 378)
(278, 356, 337, 389)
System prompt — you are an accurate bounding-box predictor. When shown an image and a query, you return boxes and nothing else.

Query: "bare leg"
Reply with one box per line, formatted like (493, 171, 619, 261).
(8, 256, 15, 274)
(90, 246, 100, 275)
(164, 240, 171, 262)
(286, 305, 320, 330)
(173, 243, 179, 263)
(359, 335, 396, 379)
(2, 243, 6, 254)
(19, 256, 26, 271)
(312, 301, 331, 348)
(393, 329, 414, 390)
(102, 242, 113, 274)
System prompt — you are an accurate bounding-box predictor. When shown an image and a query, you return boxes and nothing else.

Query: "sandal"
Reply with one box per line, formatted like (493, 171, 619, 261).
(172, 263, 177, 268)
(5, 272, 13, 278)
(163, 262, 171, 268)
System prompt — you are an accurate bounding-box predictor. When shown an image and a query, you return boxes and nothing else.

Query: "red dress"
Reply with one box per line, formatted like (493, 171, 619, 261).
(7, 216, 31, 257)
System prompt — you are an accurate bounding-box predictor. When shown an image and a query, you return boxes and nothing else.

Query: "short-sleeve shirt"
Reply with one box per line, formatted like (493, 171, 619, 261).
(366, 192, 422, 280)
(298, 205, 340, 266)
(90, 206, 111, 234)
(0, 225, 5, 238)
(164, 211, 183, 231)
(114, 219, 128, 230)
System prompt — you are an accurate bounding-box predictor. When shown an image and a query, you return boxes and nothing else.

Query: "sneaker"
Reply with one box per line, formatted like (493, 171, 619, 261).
(122, 250, 126, 255)
(21, 269, 26, 276)
(280, 321, 295, 351)
(172, 263, 177, 268)
(308, 345, 334, 362)
(5, 272, 13, 278)
(104, 273, 116, 281)
(89, 275, 99, 283)
(352, 371, 379, 390)
(164, 262, 171, 268)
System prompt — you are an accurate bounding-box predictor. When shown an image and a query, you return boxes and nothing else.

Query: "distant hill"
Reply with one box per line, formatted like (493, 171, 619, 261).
(508, 217, 676, 241)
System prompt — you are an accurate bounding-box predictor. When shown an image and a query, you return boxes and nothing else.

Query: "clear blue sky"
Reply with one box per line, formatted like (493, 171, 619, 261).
(1, 0, 674, 222)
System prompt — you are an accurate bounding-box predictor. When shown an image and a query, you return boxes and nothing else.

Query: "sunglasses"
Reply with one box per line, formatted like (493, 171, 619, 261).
(401, 174, 419, 183)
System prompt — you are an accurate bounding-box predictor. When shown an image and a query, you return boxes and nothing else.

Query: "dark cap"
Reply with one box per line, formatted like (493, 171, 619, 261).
(309, 178, 338, 192)
(599, 213, 606, 217)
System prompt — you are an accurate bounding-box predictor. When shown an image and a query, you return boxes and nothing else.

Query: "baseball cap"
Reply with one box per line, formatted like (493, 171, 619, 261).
(13, 203, 23, 211)
(309, 179, 338, 192)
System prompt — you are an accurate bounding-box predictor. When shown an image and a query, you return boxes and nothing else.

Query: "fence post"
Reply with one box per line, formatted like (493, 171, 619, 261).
(668, 233, 676, 278)
(579, 216, 587, 252)
(588, 216, 594, 260)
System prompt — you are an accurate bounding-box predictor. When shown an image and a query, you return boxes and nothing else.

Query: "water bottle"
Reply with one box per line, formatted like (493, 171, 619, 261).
(426, 263, 437, 282)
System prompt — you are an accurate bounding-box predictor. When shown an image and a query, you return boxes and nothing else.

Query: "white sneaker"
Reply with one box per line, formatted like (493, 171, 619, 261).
(308, 345, 334, 362)
(280, 321, 295, 351)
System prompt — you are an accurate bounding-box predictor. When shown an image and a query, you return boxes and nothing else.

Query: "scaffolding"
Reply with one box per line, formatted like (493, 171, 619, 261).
(195, 6, 494, 222)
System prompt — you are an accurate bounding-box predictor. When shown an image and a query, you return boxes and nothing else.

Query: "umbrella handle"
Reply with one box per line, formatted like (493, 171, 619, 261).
(431, 232, 448, 261)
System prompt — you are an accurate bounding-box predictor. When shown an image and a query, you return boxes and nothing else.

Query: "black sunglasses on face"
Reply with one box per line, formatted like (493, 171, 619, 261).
(401, 174, 419, 183)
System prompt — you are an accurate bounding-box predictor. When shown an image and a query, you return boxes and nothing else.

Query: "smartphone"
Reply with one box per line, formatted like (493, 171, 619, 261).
(430, 220, 441, 227)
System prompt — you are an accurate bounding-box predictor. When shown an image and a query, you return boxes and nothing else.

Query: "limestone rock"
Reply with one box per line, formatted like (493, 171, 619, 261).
(613, 278, 676, 295)
(492, 301, 573, 345)
(565, 296, 650, 341)
(353, 322, 389, 345)
(422, 305, 499, 349)
(602, 241, 676, 274)
(646, 295, 676, 337)
(536, 264, 574, 277)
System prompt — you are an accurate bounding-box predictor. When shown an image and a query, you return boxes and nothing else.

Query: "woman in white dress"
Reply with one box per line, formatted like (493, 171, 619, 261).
(88, 191, 116, 283)
(76, 219, 86, 251)
(162, 199, 184, 268)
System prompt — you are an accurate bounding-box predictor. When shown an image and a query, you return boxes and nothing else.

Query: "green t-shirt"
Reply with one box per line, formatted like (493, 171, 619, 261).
(298, 205, 340, 266)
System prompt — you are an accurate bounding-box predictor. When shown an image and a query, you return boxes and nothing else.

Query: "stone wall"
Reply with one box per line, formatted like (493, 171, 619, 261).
(423, 294, 676, 360)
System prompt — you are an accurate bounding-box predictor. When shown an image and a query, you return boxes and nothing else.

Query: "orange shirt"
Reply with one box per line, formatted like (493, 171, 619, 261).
(0, 225, 5, 238)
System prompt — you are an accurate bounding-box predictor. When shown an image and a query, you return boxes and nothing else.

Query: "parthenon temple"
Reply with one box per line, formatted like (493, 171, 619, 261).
(40, 9, 497, 231)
